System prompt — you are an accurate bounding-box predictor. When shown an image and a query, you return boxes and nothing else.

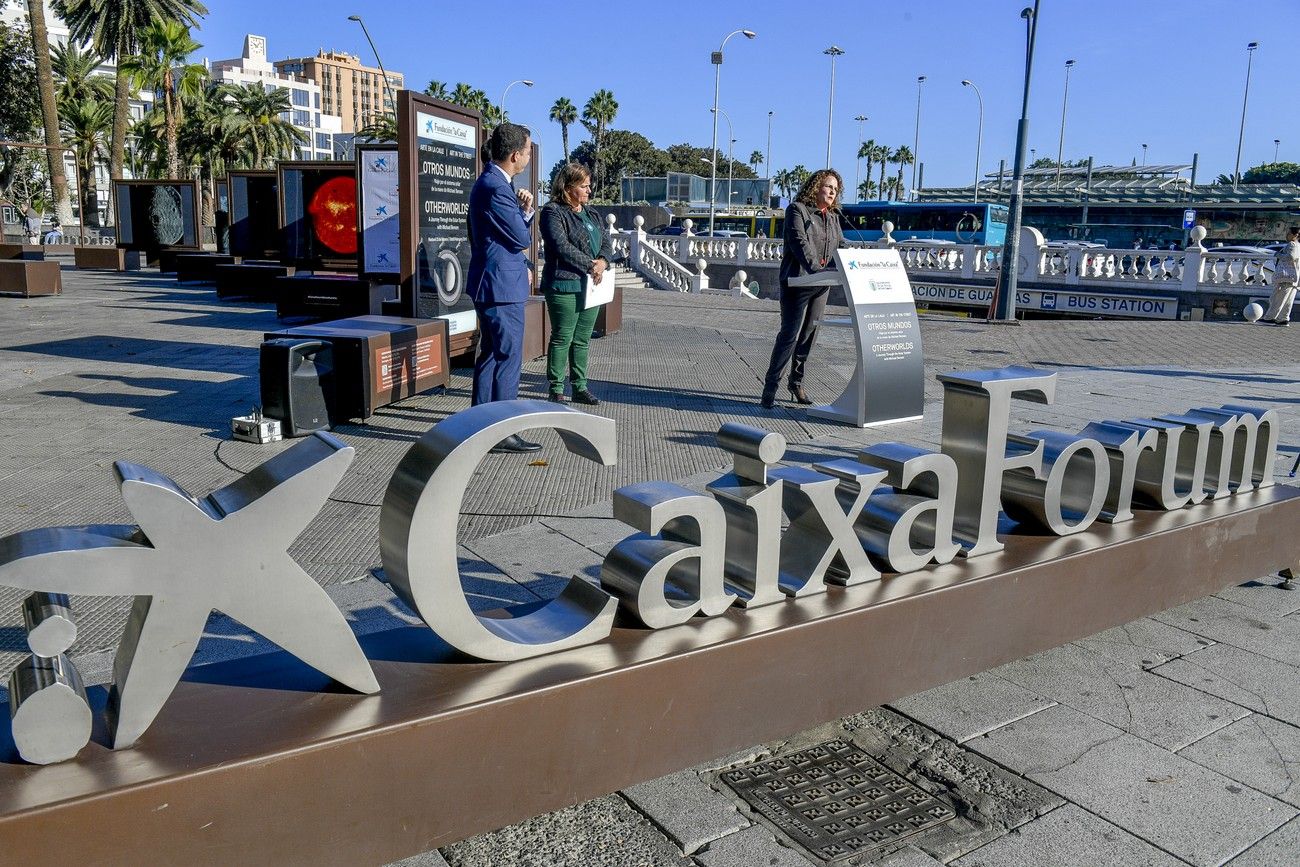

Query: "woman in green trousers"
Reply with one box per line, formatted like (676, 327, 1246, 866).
(539, 163, 615, 404)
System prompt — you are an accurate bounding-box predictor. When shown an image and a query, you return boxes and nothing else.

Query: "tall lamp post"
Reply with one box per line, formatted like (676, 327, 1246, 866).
(347, 15, 398, 123)
(854, 114, 868, 201)
(961, 80, 983, 203)
(709, 28, 757, 235)
(994, 1, 1042, 322)
(1054, 59, 1076, 187)
(1233, 41, 1259, 191)
(911, 75, 926, 199)
(823, 46, 845, 167)
(1141, 143, 1148, 166)
(1275, 138, 1281, 163)
(766, 110, 774, 204)
(711, 108, 735, 212)
(499, 79, 534, 117)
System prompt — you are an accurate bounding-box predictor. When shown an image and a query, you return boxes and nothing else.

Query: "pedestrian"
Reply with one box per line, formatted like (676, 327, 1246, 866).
(43, 218, 62, 245)
(466, 121, 541, 453)
(759, 169, 846, 409)
(1261, 226, 1300, 326)
(539, 163, 613, 405)
(23, 206, 40, 244)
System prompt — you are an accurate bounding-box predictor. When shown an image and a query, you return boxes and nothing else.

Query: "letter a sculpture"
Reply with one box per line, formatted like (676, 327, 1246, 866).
(0, 432, 380, 754)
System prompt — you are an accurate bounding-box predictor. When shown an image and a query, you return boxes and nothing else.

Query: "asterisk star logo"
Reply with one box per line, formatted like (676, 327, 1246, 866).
(0, 433, 380, 749)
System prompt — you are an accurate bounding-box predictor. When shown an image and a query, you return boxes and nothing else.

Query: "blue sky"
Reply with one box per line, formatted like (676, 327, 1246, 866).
(195, 0, 1297, 188)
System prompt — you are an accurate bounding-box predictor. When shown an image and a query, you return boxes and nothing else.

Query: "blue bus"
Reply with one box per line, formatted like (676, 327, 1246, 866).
(842, 202, 1009, 245)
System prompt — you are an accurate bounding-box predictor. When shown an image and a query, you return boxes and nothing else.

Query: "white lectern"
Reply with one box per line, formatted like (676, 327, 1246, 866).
(787, 247, 924, 427)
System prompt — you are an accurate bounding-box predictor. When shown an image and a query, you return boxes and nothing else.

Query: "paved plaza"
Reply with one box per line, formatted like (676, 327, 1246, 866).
(1, 263, 1299, 866)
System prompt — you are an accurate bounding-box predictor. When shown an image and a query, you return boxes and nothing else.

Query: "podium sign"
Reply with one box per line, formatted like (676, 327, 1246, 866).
(803, 247, 924, 427)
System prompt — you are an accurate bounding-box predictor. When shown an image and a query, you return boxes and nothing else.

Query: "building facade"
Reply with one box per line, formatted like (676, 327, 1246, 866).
(210, 35, 342, 161)
(273, 50, 403, 135)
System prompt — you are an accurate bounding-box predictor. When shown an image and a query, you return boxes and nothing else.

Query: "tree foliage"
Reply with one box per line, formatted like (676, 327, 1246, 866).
(1241, 162, 1300, 184)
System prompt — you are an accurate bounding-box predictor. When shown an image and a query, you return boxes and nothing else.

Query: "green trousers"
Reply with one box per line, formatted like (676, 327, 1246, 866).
(545, 292, 601, 393)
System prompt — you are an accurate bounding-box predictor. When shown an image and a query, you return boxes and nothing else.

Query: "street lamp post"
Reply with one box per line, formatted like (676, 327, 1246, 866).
(709, 28, 757, 235)
(961, 80, 984, 203)
(766, 110, 774, 204)
(712, 108, 735, 212)
(823, 46, 844, 167)
(1054, 59, 1075, 187)
(499, 79, 534, 117)
(347, 15, 398, 123)
(994, 1, 1042, 322)
(1233, 41, 1260, 191)
(854, 114, 868, 201)
(911, 75, 925, 199)
(1141, 143, 1148, 166)
(1275, 138, 1281, 163)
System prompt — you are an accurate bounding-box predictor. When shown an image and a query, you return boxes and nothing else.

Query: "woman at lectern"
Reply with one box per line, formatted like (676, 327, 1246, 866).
(539, 163, 614, 405)
(760, 168, 846, 409)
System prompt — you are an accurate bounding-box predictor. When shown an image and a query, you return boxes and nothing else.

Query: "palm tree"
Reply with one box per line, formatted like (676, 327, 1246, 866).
(450, 82, 478, 109)
(874, 144, 890, 200)
(26, 0, 72, 222)
(120, 19, 206, 178)
(51, 42, 114, 104)
(424, 80, 449, 101)
(749, 150, 764, 173)
(581, 89, 618, 198)
(891, 146, 914, 200)
(857, 179, 877, 201)
(59, 96, 113, 227)
(549, 97, 577, 162)
(55, 0, 208, 220)
(858, 138, 876, 197)
(179, 81, 250, 224)
(228, 82, 305, 169)
(790, 164, 811, 196)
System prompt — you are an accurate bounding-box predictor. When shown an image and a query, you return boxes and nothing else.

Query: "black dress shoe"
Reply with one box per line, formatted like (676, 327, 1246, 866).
(789, 384, 813, 405)
(489, 434, 543, 454)
(760, 385, 777, 409)
(573, 389, 600, 406)
(548, 392, 570, 402)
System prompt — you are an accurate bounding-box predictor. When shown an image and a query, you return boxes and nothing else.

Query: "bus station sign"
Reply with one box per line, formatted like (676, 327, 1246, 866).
(912, 282, 1179, 320)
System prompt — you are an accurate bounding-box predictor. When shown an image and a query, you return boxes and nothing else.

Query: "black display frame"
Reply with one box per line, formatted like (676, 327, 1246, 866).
(111, 179, 201, 254)
(227, 169, 279, 260)
(276, 160, 359, 272)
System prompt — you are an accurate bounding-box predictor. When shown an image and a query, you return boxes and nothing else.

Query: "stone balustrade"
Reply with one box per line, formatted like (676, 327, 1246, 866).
(607, 216, 1276, 299)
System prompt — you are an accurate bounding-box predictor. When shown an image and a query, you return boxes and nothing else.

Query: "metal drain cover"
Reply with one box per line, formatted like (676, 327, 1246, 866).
(720, 740, 956, 862)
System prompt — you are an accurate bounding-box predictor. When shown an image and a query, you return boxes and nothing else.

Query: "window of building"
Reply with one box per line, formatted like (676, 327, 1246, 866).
(316, 132, 331, 151)
(292, 109, 311, 126)
(291, 88, 309, 107)
(313, 92, 320, 109)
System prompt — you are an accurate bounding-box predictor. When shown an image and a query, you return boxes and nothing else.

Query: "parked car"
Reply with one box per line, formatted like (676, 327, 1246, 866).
(1204, 245, 1272, 255)
(648, 225, 686, 236)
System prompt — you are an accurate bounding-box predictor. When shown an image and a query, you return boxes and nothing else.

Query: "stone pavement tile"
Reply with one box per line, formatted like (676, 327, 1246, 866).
(1151, 643, 1300, 727)
(872, 846, 947, 867)
(950, 804, 1184, 867)
(622, 770, 750, 856)
(1074, 617, 1214, 670)
(889, 672, 1057, 743)
(1224, 815, 1300, 866)
(465, 522, 607, 594)
(841, 708, 1062, 863)
(1214, 580, 1300, 617)
(1152, 596, 1300, 667)
(438, 795, 690, 867)
(970, 703, 1296, 866)
(385, 848, 451, 866)
(990, 643, 1248, 750)
(1178, 715, 1300, 809)
(691, 826, 817, 867)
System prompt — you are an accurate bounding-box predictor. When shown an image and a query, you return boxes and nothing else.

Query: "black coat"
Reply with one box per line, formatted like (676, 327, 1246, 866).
(540, 202, 615, 290)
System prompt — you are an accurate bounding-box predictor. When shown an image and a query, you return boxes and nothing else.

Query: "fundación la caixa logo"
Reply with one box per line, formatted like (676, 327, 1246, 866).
(0, 368, 1282, 765)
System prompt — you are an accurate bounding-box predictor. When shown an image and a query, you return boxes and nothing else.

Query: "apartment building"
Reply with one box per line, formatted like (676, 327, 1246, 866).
(274, 49, 404, 135)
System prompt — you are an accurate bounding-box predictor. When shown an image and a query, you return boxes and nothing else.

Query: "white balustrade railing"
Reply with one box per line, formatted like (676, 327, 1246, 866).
(605, 214, 1278, 301)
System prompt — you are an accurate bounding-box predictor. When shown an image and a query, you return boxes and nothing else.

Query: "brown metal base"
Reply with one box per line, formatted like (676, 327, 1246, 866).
(3, 486, 1298, 865)
(73, 247, 141, 271)
(0, 260, 61, 297)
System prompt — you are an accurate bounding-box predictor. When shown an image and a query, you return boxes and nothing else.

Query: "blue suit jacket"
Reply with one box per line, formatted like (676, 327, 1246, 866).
(466, 165, 534, 304)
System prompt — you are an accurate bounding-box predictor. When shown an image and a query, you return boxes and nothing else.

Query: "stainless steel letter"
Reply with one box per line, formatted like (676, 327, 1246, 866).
(8, 654, 92, 764)
(938, 368, 1057, 556)
(772, 461, 884, 592)
(857, 444, 961, 574)
(1002, 431, 1110, 534)
(707, 424, 788, 608)
(381, 400, 618, 660)
(1076, 422, 1160, 523)
(602, 481, 733, 628)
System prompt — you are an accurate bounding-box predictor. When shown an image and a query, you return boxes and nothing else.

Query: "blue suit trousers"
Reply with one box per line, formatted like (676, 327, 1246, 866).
(471, 300, 527, 405)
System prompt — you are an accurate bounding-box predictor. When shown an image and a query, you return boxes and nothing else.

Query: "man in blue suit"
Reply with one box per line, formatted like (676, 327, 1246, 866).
(467, 122, 541, 453)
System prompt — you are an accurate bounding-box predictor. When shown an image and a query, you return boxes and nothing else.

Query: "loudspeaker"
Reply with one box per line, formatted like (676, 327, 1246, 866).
(259, 338, 336, 436)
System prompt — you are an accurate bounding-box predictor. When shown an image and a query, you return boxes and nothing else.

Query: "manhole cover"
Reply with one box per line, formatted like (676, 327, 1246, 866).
(720, 740, 956, 863)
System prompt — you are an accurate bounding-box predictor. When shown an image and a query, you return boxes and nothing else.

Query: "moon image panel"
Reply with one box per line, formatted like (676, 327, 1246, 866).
(147, 186, 185, 246)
